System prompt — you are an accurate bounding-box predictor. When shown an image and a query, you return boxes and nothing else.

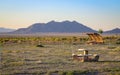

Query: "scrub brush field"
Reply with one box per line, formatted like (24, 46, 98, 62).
(0, 35, 120, 75)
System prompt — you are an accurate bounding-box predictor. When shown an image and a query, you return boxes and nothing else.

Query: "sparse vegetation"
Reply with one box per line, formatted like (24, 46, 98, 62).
(98, 29, 103, 34)
(0, 34, 120, 74)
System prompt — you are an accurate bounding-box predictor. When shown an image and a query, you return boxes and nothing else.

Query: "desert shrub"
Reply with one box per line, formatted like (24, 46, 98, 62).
(101, 68, 120, 73)
(9, 61, 24, 66)
(61, 38, 67, 41)
(46, 71, 53, 75)
(2, 61, 24, 68)
(3, 50, 12, 53)
(116, 38, 120, 44)
(116, 41, 120, 44)
(114, 47, 120, 51)
(114, 72, 120, 75)
(66, 71, 74, 75)
(54, 38, 61, 42)
(58, 71, 67, 75)
(74, 70, 89, 75)
(0, 36, 92, 45)
(36, 44, 44, 47)
(46, 71, 59, 75)
(4, 39, 9, 42)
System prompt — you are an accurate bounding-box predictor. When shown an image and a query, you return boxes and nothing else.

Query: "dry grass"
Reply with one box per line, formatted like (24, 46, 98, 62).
(0, 35, 120, 75)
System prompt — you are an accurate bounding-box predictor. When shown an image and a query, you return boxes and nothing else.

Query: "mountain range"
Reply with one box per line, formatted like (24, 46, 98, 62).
(12, 20, 96, 34)
(0, 27, 15, 33)
(105, 28, 120, 33)
(0, 20, 120, 34)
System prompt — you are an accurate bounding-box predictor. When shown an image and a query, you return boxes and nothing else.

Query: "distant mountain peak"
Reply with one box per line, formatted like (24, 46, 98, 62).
(47, 20, 56, 24)
(48, 20, 78, 24)
(62, 20, 71, 23)
(72, 20, 77, 23)
(105, 28, 120, 33)
(113, 27, 120, 30)
(28, 23, 44, 28)
(11, 20, 96, 34)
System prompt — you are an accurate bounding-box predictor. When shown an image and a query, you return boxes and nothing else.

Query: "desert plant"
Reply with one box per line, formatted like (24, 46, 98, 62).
(58, 71, 67, 75)
(98, 29, 103, 34)
(46, 71, 53, 75)
(66, 71, 74, 75)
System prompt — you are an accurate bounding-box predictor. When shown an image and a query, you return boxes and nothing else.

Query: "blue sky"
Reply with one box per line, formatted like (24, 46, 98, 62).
(0, 0, 120, 31)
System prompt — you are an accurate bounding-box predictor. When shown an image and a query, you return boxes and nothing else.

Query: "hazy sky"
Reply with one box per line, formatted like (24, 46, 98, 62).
(0, 0, 120, 31)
